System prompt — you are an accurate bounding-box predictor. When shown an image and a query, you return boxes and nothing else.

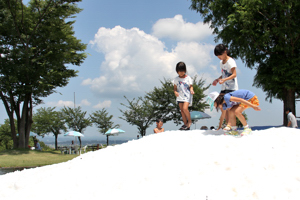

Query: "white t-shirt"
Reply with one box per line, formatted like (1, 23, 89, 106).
(220, 58, 238, 91)
(287, 112, 298, 128)
(173, 75, 193, 106)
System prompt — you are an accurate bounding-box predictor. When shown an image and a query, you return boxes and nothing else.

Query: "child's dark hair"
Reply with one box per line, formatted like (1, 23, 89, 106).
(156, 118, 163, 123)
(176, 61, 186, 73)
(214, 94, 225, 112)
(285, 108, 292, 112)
(214, 44, 230, 56)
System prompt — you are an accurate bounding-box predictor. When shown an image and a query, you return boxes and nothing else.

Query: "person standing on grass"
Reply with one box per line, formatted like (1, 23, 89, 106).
(285, 108, 298, 128)
(173, 61, 194, 130)
(212, 44, 239, 131)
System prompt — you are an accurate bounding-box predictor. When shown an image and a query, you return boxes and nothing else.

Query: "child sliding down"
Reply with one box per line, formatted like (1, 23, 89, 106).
(212, 89, 261, 136)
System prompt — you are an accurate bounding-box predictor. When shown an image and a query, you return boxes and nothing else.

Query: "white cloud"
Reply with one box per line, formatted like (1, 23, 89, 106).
(93, 100, 112, 109)
(80, 99, 91, 106)
(85, 19, 215, 98)
(46, 99, 91, 108)
(152, 15, 212, 42)
(47, 100, 74, 107)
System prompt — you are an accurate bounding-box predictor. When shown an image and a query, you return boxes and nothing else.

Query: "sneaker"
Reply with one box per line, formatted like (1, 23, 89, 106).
(241, 128, 252, 136)
(223, 125, 232, 131)
(225, 130, 239, 136)
(179, 125, 187, 130)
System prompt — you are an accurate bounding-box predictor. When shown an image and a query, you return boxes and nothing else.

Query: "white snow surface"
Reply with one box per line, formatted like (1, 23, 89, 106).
(1, 127, 300, 200)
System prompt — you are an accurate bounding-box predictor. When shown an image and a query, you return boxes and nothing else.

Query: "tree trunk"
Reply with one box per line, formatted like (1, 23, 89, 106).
(78, 136, 82, 148)
(283, 88, 295, 126)
(18, 94, 30, 148)
(25, 96, 33, 147)
(106, 135, 109, 146)
(0, 92, 18, 148)
(55, 134, 58, 150)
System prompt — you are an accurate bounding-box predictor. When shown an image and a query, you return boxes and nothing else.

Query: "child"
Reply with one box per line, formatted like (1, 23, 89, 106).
(212, 44, 238, 129)
(153, 118, 165, 133)
(173, 61, 194, 130)
(285, 108, 298, 128)
(214, 89, 261, 136)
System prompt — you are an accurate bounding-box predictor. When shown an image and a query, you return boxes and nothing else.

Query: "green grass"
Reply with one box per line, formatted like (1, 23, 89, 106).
(0, 149, 79, 168)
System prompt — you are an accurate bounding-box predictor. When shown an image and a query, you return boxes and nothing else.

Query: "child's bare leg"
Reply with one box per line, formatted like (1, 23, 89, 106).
(229, 105, 239, 126)
(182, 102, 192, 127)
(234, 106, 247, 126)
(179, 103, 188, 126)
(225, 110, 229, 125)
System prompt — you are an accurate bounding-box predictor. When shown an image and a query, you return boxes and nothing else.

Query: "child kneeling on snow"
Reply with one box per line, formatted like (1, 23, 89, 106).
(213, 89, 261, 136)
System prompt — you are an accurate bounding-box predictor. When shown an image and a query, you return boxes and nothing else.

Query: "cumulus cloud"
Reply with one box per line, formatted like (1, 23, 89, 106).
(152, 15, 212, 42)
(47, 100, 74, 107)
(85, 17, 215, 98)
(46, 99, 91, 107)
(80, 99, 91, 106)
(93, 100, 112, 109)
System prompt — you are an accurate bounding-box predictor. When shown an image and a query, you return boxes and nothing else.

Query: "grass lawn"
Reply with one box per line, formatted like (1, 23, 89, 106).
(0, 149, 79, 168)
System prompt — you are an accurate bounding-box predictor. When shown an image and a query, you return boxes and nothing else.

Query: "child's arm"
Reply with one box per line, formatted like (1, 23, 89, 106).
(219, 68, 237, 84)
(229, 96, 261, 111)
(218, 108, 226, 130)
(190, 85, 194, 94)
(213, 75, 222, 86)
(174, 85, 179, 97)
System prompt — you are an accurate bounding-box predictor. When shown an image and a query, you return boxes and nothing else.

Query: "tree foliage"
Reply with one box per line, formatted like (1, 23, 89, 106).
(0, 0, 87, 148)
(32, 107, 67, 149)
(145, 76, 209, 126)
(119, 96, 156, 137)
(190, 0, 300, 125)
(61, 106, 91, 147)
(0, 119, 14, 151)
(90, 108, 120, 146)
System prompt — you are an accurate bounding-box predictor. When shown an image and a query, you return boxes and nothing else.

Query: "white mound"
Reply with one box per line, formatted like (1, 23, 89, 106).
(1, 127, 300, 200)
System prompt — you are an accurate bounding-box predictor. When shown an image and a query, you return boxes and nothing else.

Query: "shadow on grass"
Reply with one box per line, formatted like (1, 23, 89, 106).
(0, 149, 62, 156)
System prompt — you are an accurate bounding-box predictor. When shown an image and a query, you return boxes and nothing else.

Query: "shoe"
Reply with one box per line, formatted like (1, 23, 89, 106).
(182, 126, 190, 131)
(179, 125, 187, 130)
(223, 125, 232, 131)
(241, 128, 252, 136)
(225, 130, 239, 136)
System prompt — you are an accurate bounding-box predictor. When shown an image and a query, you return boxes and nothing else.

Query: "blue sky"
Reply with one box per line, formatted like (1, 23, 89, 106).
(3, 0, 290, 142)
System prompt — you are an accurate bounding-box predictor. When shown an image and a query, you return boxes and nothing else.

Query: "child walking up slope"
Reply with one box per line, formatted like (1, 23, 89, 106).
(173, 61, 194, 130)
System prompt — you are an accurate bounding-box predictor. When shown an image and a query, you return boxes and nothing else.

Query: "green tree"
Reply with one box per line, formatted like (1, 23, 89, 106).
(61, 106, 91, 147)
(90, 108, 120, 146)
(120, 96, 156, 137)
(0, 0, 86, 148)
(32, 107, 67, 150)
(0, 119, 14, 151)
(145, 76, 209, 126)
(190, 0, 300, 125)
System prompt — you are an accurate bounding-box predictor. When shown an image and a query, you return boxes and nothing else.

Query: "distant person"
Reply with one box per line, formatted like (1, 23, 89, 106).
(200, 126, 208, 130)
(154, 119, 164, 133)
(71, 140, 75, 150)
(173, 61, 194, 130)
(214, 89, 261, 136)
(137, 135, 140, 139)
(212, 44, 239, 130)
(285, 108, 298, 128)
(210, 126, 215, 130)
(34, 140, 42, 151)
